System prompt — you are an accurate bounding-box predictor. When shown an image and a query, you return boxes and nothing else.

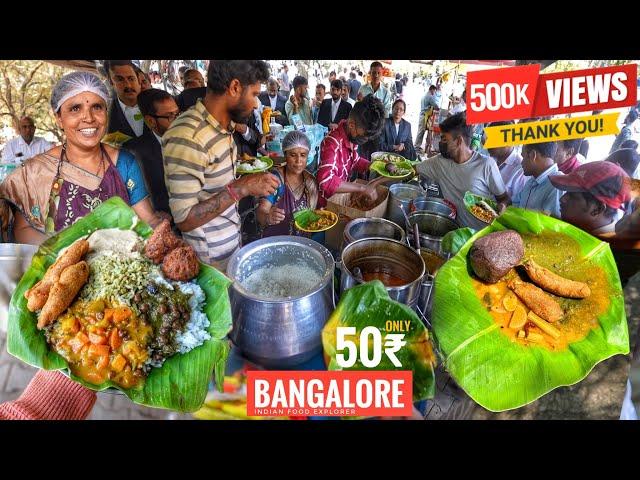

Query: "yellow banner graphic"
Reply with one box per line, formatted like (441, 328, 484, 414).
(483, 113, 620, 148)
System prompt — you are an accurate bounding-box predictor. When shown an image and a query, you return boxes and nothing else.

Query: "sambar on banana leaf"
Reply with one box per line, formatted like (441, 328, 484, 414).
(432, 207, 629, 412)
(322, 282, 436, 401)
(7, 197, 233, 412)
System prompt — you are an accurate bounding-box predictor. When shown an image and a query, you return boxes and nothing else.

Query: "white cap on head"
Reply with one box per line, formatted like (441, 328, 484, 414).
(51, 71, 110, 113)
(282, 130, 310, 152)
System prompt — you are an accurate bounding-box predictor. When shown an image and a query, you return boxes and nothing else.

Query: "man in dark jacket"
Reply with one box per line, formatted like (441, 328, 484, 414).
(317, 79, 352, 130)
(104, 60, 148, 139)
(123, 88, 180, 215)
(175, 87, 207, 112)
(258, 77, 288, 126)
(233, 109, 264, 158)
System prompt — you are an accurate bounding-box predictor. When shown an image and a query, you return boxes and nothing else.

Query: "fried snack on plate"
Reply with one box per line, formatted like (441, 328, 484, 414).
(523, 259, 591, 299)
(38, 261, 90, 329)
(25, 239, 89, 312)
(162, 245, 200, 281)
(507, 278, 563, 323)
(144, 219, 184, 264)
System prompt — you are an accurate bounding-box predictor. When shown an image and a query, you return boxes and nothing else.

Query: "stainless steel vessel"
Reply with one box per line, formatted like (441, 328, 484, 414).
(343, 217, 406, 248)
(386, 184, 424, 229)
(410, 196, 456, 220)
(407, 211, 459, 253)
(226, 236, 335, 368)
(340, 238, 425, 309)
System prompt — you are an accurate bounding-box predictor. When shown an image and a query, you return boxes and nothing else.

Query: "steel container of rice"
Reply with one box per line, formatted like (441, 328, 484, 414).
(226, 236, 335, 368)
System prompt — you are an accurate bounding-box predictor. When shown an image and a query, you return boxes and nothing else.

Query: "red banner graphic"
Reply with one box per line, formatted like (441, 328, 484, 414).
(246, 370, 413, 417)
(466, 64, 637, 124)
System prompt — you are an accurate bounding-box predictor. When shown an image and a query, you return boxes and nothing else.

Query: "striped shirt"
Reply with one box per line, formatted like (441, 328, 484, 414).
(162, 100, 240, 268)
(317, 120, 370, 206)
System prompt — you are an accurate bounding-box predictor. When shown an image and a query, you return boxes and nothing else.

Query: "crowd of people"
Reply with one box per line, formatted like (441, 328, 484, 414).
(0, 59, 639, 419)
(1, 59, 638, 264)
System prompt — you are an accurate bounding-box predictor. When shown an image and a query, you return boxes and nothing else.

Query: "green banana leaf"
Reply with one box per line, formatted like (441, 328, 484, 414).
(463, 191, 498, 211)
(292, 208, 320, 224)
(370, 160, 415, 179)
(431, 206, 629, 412)
(293, 208, 338, 232)
(463, 191, 498, 225)
(442, 227, 475, 256)
(322, 281, 436, 401)
(7, 196, 233, 412)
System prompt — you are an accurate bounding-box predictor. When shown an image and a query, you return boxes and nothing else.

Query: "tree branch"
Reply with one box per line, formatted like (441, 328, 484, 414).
(20, 62, 44, 113)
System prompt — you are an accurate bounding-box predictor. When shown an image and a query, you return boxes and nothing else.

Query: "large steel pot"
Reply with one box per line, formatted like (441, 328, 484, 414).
(407, 211, 459, 254)
(410, 196, 457, 220)
(226, 236, 335, 368)
(0, 244, 39, 333)
(343, 217, 406, 248)
(385, 184, 424, 229)
(340, 238, 425, 308)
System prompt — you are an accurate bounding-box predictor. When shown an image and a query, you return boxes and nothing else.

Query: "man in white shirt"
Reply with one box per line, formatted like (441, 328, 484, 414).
(105, 60, 146, 139)
(277, 64, 291, 100)
(341, 81, 356, 107)
(1, 116, 52, 164)
(449, 94, 466, 115)
(357, 61, 393, 117)
(486, 120, 529, 199)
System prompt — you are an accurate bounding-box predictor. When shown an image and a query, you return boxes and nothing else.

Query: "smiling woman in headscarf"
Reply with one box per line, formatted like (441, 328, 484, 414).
(0, 71, 167, 244)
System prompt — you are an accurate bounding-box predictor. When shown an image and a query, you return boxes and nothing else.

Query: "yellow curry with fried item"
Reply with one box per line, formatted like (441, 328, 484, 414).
(472, 232, 611, 351)
(47, 299, 152, 388)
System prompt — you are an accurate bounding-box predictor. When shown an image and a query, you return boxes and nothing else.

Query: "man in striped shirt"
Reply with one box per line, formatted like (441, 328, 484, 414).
(162, 61, 280, 270)
(317, 95, 387, 206)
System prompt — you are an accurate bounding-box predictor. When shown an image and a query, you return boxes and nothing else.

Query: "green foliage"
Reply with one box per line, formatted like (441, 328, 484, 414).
(0, 60, 73, 144)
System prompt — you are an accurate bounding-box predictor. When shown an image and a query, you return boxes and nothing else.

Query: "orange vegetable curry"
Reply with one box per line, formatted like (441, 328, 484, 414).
(47, 299, 152, 388)
(471, 232, 611, 351)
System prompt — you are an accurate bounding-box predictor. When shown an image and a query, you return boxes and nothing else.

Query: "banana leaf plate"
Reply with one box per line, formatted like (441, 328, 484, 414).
(463, 191, 499, 224)
(370, 159, 415, 179)
(293, 209, 338, 233)
(322, 282, 436, 402)
(371, 151, 420, 166)
(236, 156, 273, 175)
(7, 196, 233, 412)
(431, 207, 628, 412)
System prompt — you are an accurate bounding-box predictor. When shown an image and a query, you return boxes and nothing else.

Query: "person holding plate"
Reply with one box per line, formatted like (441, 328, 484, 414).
(0, 71, 167, 244)
(379, 99, 417, 161)
(256, 130, 319, 238)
